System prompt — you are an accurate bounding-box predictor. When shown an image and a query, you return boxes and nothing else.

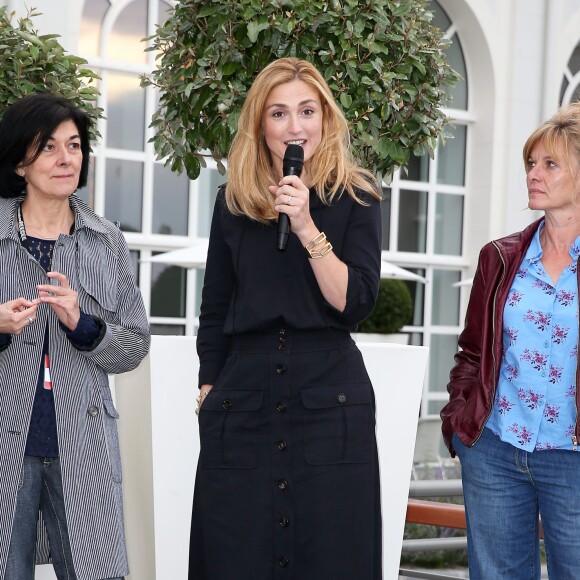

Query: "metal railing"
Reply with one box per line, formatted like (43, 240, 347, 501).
(399, 477, 468, 580)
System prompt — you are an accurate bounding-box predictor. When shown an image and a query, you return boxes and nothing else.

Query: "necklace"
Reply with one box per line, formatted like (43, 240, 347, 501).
(17, 201, 75, 242)
(16, 202, 27, 242)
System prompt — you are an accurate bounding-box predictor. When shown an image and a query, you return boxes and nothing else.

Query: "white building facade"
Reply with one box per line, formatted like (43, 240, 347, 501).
(6, 0, 580, 416)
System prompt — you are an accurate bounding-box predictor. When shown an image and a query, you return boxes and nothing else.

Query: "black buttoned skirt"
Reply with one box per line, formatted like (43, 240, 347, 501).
(189, 328, 382, 580)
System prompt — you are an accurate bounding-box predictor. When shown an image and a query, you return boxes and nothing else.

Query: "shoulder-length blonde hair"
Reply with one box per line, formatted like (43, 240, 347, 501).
(226, 57, 381, 222)
(523, 102, 580, 189)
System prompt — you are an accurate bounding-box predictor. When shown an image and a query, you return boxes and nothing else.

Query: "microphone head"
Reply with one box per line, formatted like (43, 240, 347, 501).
(283, 144, 304, 176)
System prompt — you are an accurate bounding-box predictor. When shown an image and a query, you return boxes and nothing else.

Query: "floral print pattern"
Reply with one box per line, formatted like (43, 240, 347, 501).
(486, 223, 579, 452)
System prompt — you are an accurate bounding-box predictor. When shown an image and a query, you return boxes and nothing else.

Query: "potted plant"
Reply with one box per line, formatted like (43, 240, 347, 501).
(354, 278, 413, 343)
(142, 0, 457, 181)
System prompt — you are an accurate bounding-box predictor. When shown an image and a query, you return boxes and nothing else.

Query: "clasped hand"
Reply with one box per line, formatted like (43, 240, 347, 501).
(0, 271, 80, 335)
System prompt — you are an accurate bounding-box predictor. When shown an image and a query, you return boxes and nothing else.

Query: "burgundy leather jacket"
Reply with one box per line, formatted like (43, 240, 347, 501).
(441, 218, 580, 456)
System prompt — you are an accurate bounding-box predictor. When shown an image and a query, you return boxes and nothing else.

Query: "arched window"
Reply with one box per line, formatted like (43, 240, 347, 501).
(79, 0, 224, 335)
(381, 0, 470, 416)
(560, 43, 580, 104)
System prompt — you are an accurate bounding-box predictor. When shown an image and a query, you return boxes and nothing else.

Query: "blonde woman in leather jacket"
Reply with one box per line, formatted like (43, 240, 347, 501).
(442, 102, 580, 580)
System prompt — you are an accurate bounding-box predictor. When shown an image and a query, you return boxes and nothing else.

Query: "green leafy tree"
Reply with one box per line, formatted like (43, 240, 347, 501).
(142, 0, 458, 180)
(0, 6, 102, 139)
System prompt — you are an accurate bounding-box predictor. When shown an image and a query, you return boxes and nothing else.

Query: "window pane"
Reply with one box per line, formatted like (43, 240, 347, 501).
(567, 84, 580, 104)
(76, 157, 95, 208)
(107, 71, 145, 150)
(150, 263, 186, 317)
(429, 334, 458, 393)
(407, 277, 426, 326)
(195, 268, 205, 317)
(401, 154, 429, 182)
(151, 324, 185, 336)
(159, 1, 173, 24)
(104, 159, 143, 232)
(437, 124, 466, 186)
(79, 0, 109, 57)
(569, 44, 580, 76)
(129, 250, 139, 283)
(442, 34, 468, 110)
(432, 270, 461, 325)
(153, 163, 190, 235)
(197, 166, 226, 237)
(380, 187, 391, 251)
(430, 0, 451, 31)
(409, 332, 423, 346)
(560, 77, 569, 105)
(398, 189, 427, 253)
(427, 400, 446, 416)
(435, 193, 464, 255)
(108, 0, 147, 64)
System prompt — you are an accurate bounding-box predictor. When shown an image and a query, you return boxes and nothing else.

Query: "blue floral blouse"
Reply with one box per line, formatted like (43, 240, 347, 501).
(486, 221, 579, 452)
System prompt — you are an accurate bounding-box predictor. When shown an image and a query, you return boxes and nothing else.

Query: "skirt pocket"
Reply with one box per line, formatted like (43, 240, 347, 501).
(301, 382, 374, 465)
(199, 389, 263, 469)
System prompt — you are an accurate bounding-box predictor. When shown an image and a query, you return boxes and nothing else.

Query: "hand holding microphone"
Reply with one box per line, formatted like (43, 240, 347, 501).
(276, 144, 304, 251)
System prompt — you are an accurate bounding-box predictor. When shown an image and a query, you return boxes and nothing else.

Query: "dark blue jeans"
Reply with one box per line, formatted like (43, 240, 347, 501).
(454, 428, 580, 579)
(5, 456, 123, 580)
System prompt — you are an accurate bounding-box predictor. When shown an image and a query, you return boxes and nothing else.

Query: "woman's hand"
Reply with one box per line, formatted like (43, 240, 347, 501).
(269, 175, 348, 311)
(37, 272, 80, 331)
(196, 384, 213, 415)
(0, 298, 39, 334)
(269, 175, 319, 244)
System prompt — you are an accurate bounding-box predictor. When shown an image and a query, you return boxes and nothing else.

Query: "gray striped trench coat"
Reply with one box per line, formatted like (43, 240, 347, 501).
(0, 195, 150, 579)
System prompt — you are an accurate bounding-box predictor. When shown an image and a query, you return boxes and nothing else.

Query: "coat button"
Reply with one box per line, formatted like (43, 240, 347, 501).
(337, 392, 347, 403)
(88, 405, 99, 417)
(222, 399, 232, 410)
(275, 402, 286, 413)
(279, 556, 289, 567)
(279, 516, 290, 528)
(276, 440, 287, 451)
(278, 343, 285, 351)
(276, 364, 286, 375)
(277, 479, 288, 490)
(279, 328, 286, 336)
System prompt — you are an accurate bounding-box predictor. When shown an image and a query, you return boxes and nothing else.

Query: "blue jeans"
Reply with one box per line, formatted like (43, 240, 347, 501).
(5, 456, 123, 580)
(454, 428, 580, 580)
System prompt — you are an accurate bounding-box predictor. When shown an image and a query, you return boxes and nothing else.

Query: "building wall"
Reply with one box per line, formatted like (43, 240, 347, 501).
(5, 0, 580, 413)
(8, 0, 580, 261)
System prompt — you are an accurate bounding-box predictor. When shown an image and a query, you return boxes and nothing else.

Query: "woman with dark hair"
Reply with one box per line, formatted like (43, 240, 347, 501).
(0, 93, 150, 580)
(190, 58, 382, 579)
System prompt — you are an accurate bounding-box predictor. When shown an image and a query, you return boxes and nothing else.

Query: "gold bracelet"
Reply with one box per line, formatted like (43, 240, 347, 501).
(305, 232, 333, 259)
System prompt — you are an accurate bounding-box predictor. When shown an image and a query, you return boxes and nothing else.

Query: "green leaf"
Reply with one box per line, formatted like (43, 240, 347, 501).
(339, 92, 352, 110)
(247, 20, 269, 43)
(184, 153, 201, 180)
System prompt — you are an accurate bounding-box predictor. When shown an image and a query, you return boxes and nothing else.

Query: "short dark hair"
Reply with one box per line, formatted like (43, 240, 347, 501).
(0, 93, 92, 198)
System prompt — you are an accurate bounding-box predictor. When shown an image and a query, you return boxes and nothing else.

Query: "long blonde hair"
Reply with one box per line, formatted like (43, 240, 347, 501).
(226, 57, 381, 222)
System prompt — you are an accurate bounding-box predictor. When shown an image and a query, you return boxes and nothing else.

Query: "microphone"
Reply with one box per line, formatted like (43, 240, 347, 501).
(277, 144, 304, 251)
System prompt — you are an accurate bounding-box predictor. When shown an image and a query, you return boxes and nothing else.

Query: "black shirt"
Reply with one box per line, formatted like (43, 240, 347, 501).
(197, 186, 382, 386)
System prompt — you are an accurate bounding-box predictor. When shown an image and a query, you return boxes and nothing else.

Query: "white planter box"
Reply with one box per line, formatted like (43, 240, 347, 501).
(113, 336, 428, 580)
(352, 332, 410, 344)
